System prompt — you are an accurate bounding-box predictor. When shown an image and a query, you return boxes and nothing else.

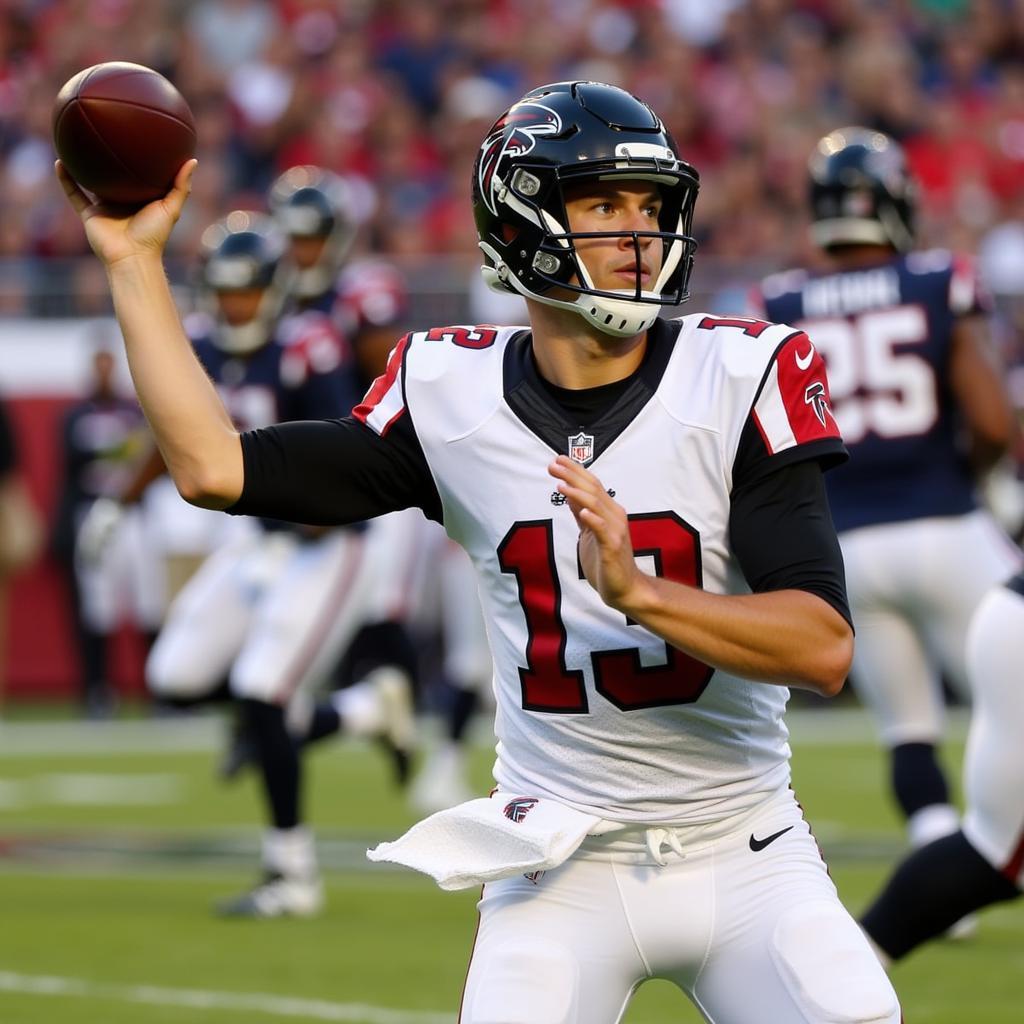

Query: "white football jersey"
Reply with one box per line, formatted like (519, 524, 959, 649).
(358, 315, 843, 823)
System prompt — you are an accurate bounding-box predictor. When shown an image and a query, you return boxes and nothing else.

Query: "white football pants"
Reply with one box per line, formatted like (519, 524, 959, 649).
(147, 526, 375, 719)
(460, 787, 900, 1024)
(963, 581, 1024, 886)
(840, 510, 1021, 746)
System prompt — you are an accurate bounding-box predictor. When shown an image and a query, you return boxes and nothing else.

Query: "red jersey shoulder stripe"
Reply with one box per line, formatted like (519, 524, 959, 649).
(353, 332, 411, 436)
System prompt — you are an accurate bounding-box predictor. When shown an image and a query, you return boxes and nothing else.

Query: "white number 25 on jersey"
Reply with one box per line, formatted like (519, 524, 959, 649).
(801, 305, 936, 445)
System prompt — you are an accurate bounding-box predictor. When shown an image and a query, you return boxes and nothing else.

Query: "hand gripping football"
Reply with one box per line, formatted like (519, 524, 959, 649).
(52, 61, 196, 207)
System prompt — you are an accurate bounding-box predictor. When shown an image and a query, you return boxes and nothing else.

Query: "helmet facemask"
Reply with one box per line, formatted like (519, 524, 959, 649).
(199, 212, 286, 355)
(270, 167, 358, 301)
(473, 82, 700, 338)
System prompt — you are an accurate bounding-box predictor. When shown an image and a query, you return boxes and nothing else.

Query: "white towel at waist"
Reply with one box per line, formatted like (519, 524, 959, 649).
(366, 792, 622, 891)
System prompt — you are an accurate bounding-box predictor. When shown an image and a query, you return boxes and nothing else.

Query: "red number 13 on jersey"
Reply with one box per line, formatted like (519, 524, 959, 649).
(497, 513, 713, 713)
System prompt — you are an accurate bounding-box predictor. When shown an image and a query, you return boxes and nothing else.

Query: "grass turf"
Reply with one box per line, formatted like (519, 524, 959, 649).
(0, 709, 1020, 1023)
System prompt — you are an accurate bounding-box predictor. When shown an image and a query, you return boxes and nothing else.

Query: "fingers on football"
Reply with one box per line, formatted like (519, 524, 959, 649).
(55, 161, 91, 215)
(162, 159, 197, 215)
(175, 158, 197, 194)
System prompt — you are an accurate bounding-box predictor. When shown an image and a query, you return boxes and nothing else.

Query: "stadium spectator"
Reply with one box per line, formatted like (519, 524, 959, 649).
(3, 1, 1024, 315)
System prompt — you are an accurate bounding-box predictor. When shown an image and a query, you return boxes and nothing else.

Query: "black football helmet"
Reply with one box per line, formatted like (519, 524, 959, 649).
(198, 211, 286, 354)
(809, 127, 916, 252)
(269, 166, 357, 301)
(472, 81, 699, 337)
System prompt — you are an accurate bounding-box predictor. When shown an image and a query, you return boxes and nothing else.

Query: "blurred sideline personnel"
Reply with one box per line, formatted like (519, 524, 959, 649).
(143, 211, 414, 918)
(752, 128, 1022, 854)
(52, 340, 162, 718)
(0, 395, 43, 703)
(861, 569, 1024, 962)
(59, 81, 900, 1022)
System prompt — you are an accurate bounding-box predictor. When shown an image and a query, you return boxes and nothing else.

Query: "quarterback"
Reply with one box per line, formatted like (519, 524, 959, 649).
(59, 82, 899, 1023)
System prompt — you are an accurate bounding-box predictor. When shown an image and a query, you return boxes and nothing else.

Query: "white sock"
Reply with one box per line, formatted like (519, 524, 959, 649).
(262, 826, 317, 879)
(332, 679, 383, 736)
(907, 803, 960, 848)
(333, 666, 410, 737)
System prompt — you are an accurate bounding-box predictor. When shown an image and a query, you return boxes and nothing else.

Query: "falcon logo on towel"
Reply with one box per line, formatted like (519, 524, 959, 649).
(503, 797, 539, 823)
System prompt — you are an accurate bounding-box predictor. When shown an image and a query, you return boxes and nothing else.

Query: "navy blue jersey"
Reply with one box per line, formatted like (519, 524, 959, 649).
(754, 250, 986, 532)
(186, 308, 360, 534)
(185, 309, 359, 429)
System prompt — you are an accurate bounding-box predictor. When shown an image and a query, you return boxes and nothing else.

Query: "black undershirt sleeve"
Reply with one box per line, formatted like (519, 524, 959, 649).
(729, 458, 852, 628)
(228, 412, 444, 526)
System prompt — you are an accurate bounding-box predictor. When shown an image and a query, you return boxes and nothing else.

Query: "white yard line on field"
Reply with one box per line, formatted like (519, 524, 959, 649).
(0, 970, 452, 1024)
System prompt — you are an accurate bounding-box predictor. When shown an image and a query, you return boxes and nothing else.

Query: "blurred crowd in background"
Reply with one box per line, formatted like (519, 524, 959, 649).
(0, 0, 1024, 327)
(0, 0, 1022, 708)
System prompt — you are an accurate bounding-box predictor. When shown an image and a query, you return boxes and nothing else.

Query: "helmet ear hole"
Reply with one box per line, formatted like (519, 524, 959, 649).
(501, 223, 520, 243)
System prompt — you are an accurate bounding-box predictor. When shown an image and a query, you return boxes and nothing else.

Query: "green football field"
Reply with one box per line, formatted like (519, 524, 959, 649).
(0, 707, 1021, 1023)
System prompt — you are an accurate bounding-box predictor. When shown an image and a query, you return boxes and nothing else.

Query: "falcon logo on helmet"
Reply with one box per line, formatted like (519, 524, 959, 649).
(478, 103, 562, 217)
(471, 81, 700, 339)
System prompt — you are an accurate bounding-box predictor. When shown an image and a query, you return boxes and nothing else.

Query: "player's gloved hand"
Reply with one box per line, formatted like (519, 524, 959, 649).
(76, 497, 124, 564)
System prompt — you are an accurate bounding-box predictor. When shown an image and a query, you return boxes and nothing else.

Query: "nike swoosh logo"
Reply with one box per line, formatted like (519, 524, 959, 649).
(749, 825, 795, 852)
(795, 343, 815, 371)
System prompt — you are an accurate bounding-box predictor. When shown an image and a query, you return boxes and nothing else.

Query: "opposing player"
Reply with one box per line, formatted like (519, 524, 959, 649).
(143, 211, 413, 917)
(269, 165, 359, 315)
(861, 569, 1024, 961)
(753, 127, 1021, 853)
(334, 258, 493, 813)
(59, 81, 899, 1022)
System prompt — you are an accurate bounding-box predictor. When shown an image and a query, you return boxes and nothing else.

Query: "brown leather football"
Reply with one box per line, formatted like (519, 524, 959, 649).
(52, 62, 196, 207)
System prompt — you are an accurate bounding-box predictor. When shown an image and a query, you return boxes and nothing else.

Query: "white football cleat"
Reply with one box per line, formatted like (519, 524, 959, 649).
(410, 742, 474, 814)
(216, 871, 324, 919)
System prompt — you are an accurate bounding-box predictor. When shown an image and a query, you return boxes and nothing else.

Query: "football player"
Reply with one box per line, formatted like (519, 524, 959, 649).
(217, 253, 425, 790)
(752, 128, 1022, 857)
(142, 212, 414, 917)
(269, 164, 359, 314)
(335, 258, 493, 813)
(861, 569, 1024, 961)
(59, 81, 899, 1022)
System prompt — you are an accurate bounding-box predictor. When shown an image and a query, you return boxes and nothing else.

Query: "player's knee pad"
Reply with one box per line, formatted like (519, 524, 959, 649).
(770, 901, 900, 1023)
(464, 940, 578, 1024)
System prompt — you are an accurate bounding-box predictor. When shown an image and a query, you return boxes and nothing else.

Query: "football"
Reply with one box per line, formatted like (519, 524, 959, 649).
(52, 61, 196, 207)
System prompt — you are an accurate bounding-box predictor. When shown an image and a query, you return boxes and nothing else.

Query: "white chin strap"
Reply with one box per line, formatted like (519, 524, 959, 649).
(215, 319, 271, 354)
(291, 263, 335, 300)
(572, 292, 660, 337)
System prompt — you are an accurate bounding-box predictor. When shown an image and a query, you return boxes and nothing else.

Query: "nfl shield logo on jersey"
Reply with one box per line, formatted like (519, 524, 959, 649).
(568, 431, 594, 465)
